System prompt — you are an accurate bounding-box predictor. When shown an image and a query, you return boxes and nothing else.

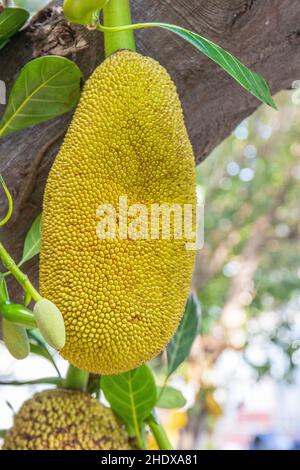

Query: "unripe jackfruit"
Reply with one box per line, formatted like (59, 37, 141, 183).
(3, 389, 131, 450)
(33, 298, 66, 350)
(2, 318, 29, 360)
(40, 50, 196, 374)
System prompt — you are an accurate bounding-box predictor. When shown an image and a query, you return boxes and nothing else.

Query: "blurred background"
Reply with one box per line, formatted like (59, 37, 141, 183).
(1, 89, 300, 450)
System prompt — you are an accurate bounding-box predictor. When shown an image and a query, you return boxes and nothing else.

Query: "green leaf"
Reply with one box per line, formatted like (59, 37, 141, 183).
(30, 342, 51, 361)
(167, 294, 201, 376)
(160, 24, 276, 109)
(19, 214, 42, 267)
(28, 329, 61, 377)
(0, 7, 29, 47)
(101, 365, 157, 434)
(157, 386, 186, 409)
(0, 56, 82, 138)
(0, 377, 63, 386)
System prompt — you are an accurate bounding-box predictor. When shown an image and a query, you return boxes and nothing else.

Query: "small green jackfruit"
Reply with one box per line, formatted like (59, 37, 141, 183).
(33, 298, 66, 350)
(40, 50, 196, 374)
(3, 389, 131, 450)
(2, 318, 30, 360)
(64, 0, 108, 25)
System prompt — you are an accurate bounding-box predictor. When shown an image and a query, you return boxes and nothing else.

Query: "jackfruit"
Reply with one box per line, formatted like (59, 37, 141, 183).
(3, 389, 131, 450)
(40, 50, 196, 374)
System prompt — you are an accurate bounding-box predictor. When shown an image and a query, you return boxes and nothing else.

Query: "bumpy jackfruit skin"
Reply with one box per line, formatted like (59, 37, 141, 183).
(3, 389, 130, 450)
(40, 50, 196, 374)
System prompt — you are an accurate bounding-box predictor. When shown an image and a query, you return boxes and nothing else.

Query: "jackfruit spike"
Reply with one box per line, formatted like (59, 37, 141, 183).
(33, 298, 66, 350)
(3, 389, 131, 450)
(40, 50, 196, 374)
(2, 318, 30, 360)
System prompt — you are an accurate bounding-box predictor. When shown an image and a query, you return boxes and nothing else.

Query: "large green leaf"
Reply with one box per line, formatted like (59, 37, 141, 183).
(19, 214, 42, 267)
(157, 386, 186, 409)
(0, 7, 29, 46)
(167, 294, 201, 376)
(0, 56, 82, 138)
(161, 24, 276, 109)
(101, 365, 157, 435)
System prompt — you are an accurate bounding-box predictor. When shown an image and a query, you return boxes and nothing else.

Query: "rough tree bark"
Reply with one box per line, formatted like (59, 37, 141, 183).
(0, 0, 300, 299)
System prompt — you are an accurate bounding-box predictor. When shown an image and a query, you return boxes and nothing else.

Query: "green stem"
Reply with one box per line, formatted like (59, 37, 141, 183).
(0, 242, 41, 302)
(0, 377, 63, 386)
(64, 364, 89, 392)
(135, 427, 144, 450)
(98, 21, 170, 35)
(103, 0, 135, 57)
(0, 175, 13, 227)
(0, 274, 9, 302)
(147, 414, 173, 450)
(158, 375, 169, 400)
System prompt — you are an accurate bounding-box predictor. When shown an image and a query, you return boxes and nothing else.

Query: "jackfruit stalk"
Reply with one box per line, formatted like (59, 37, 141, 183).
(40, 50, 196, 374)
(3, 389, 131, 450)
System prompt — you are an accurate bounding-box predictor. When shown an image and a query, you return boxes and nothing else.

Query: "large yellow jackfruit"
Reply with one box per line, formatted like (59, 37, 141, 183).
(40, 50, 196, 374)
(3, 389, 131, 450)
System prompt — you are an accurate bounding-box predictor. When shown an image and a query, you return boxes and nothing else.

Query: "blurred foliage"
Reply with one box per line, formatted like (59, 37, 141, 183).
(195, 90, 300, 382)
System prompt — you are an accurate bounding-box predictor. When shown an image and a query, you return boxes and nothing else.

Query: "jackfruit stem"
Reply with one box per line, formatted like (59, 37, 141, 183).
(64, 364, 89, 392)
(103, 0, 135, 57)
(0, 242, 42, 303)
(147, 414, 173, 450)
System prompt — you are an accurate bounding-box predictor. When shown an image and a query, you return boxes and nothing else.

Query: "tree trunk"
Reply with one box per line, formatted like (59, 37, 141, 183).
(0, 0, 300, 299)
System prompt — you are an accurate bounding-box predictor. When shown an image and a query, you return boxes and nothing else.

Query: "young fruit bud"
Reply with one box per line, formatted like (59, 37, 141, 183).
(0, 301, 36, 328)
(64, 0, 108, 25)
(2, 318, 30, 360)
(33, 299, 66, 350)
